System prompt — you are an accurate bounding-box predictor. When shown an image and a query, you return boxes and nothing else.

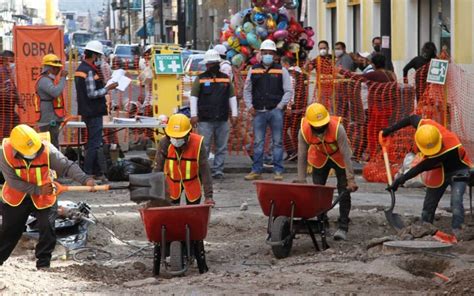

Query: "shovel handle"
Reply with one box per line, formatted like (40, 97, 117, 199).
(379, 131, 393, 185)
(53, 182, 110, 195)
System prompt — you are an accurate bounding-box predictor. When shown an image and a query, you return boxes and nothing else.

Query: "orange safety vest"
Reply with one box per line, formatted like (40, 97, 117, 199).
(164, 133, 203, 202)
(1, 138, 56, 209)
(301, 116, 346, 169)
(418, 119, 473, 188)
(33, 75, 66, 122)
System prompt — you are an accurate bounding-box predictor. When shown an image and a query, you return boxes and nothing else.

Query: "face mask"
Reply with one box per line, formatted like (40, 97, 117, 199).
(23, 153, 37, 160)
(311, 125, 327, 134)
(335, 50, 344, 57)
(373, 45, 381, 52)
(319, 49, 328, 56)
(94, 59, 102, 67)
(262, 54, 273, 65)
(170, 137, 186, 148)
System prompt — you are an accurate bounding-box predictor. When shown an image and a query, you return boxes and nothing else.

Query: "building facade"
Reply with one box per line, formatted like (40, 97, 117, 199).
(308, 0, 473, 76)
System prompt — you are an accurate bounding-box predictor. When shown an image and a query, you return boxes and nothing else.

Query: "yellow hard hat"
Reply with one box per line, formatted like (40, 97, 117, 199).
(305, 103, 330, 127)
(165, 114, 192, 138)
(415, 124, 442, 156)
(42, 54, 62, 67)
(10, 124, 42, 156)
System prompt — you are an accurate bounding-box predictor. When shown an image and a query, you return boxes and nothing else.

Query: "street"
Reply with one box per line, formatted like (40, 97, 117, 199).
(0, 172, 473, 294)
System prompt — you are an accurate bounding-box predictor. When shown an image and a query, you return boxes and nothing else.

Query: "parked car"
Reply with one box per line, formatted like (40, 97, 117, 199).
(182, 54, 206, 106)
(110, 44, 141, 70)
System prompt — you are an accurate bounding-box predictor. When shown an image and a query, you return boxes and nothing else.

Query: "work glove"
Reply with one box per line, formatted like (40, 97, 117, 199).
(386, 177, 404, 192)
(38, 183, 55, 195)
(204, 197, 215, 207)
(347, 180, 358, 193)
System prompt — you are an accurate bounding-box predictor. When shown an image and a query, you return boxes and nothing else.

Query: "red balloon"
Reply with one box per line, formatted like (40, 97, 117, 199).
(266, 33, 275, 41)
(284, 51, 294, 58)
(240, 46, 251, 56)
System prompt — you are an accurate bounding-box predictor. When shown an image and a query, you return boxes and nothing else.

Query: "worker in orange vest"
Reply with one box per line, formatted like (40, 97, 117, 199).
(382, 114, 473, 238)
(34, 54, 67, 148)
(153, 114, 214, 274)
(0, 124, 95, 269)
(294, 103, 358, 241)
(153, 114, 214, 206)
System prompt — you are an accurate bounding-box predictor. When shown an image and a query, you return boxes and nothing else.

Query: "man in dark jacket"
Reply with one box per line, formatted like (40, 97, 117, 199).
(190, 49, 238, 179)
(74, 40, 117, 182)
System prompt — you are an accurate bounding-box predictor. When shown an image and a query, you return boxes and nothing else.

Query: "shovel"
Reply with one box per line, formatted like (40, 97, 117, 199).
(53, 172, 170, 206)
(379, 131, 405, 230)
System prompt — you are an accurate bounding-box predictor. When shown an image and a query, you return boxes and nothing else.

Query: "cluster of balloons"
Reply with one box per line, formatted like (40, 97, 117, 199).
(219, 0, 314, 67)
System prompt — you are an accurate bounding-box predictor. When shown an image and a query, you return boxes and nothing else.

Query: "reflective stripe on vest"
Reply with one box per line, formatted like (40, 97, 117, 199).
(164, 133, 203, 202)
(301, 116, 346, 169)
(1, 138, 56, 209)
(418, 119, 473, 188)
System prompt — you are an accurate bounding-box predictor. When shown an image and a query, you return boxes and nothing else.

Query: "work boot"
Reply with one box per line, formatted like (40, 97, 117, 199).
(333, 229, 347, 241)
(452, 228, 464, 241)
(244, 172, 262, 181)
(273, 172, 284, 181)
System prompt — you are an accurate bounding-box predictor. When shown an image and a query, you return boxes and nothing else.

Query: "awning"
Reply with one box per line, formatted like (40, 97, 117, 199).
(136, 17, 155, 37)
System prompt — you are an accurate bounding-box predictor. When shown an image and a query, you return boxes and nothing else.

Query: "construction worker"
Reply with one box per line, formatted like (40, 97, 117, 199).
(243, 39, 294, 181)
(190, 49, 238, 179)
(213, 44, 233, 80)
(294, 103, 358, 241)
(382, 115, 472, 238)
(0, 124, 96, 269)
(74, 40, 118, 183)
(35, 54, 67, 148)
(154, 114, 214, 206)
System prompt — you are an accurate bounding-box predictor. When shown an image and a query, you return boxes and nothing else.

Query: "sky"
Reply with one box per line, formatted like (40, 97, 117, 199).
(58, 0, 106, 14)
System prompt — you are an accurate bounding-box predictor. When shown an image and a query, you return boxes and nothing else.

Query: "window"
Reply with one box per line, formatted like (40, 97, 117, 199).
(353, 4, 361, 52)
(418, 0, 451, 54)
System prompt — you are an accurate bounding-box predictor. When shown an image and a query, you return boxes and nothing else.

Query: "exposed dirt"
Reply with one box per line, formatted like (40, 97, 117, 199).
(0, 173, 473, 294)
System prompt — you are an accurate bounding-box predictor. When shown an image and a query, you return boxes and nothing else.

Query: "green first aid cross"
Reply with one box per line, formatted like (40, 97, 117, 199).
(154, 54, 184, 75)
(427, 59, 449, 85)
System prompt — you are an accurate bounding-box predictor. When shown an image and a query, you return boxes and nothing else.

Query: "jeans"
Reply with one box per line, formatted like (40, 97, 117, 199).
(198, 121, 230, 176)
(0, 198, 57, 268)
(39, 124, 60, 149)
(83, 116, 105, 176)
(312, 159, 351, 231)
(422, 169, 468, 229)
(252, 108, 284, 174)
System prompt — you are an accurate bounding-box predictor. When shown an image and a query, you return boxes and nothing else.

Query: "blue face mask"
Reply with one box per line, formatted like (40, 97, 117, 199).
(262, 54, 273, 65)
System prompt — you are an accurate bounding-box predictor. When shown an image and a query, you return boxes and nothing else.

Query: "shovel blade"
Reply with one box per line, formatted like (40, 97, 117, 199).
(129, 172, 168, 204)
(384, 189, 405, 230)
(384, 210, 405, 230)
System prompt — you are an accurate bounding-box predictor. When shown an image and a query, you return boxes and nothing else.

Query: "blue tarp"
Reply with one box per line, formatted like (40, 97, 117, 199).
(136, 17, 155, 37)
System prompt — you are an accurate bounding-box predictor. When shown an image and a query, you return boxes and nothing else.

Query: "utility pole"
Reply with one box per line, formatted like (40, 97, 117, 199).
(159, 0, 165, 42)
(127, 0, 131, 44)
(380, 0, 393, 70)
(142, 0, 147, 46)
(177, 0, 186, 46)
(193, 0, 197, 49)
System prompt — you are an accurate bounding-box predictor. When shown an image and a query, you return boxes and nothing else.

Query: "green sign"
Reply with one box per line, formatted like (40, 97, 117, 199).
(427, 59, 449, 85)
(154, 54, 183, 75)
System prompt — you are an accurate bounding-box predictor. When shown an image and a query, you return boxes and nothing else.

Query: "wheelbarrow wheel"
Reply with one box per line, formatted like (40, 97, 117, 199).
(271, 216, 293, 259)
(170, 241, 183, 272)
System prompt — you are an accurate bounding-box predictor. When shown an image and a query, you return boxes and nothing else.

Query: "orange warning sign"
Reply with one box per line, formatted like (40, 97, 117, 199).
(13, 26, 65, 125)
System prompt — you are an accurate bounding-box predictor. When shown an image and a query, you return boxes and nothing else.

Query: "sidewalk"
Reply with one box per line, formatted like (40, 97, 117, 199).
(125, 150, 364, 174)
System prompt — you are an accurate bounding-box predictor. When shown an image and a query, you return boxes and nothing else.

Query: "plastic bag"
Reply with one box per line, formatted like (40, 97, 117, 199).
(395, 152, 425, 188)
(107, 158, 153, 181)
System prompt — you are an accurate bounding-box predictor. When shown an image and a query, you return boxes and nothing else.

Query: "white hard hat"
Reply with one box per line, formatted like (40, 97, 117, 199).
(358, 52, 371, 59)
(201, 49, 222, 64)
(144, 45, 153, 53)
(260, 39, 277, 51)
(214, 44, 227, 56)
(84, 40, 104, 55)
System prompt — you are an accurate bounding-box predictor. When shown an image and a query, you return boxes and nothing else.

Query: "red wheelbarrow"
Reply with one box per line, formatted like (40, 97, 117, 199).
(139, 204, 212, 276)
(255, 181, 340, 259)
